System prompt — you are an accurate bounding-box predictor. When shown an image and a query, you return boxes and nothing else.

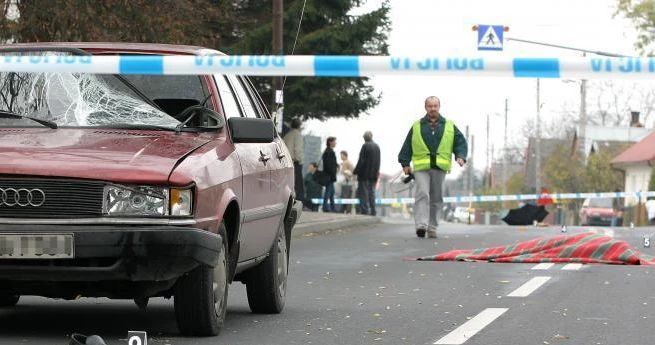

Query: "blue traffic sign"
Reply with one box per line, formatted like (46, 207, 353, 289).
(478, 25, 504, 51)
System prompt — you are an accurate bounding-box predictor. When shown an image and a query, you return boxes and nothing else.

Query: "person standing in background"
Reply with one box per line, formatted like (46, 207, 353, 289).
(283, 118, 305, 205)
(354, 131, 381, 216)
(322, 137, 338, 213)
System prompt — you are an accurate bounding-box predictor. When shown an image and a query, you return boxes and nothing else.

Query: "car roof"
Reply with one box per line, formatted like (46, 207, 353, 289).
(0, 42, 225, 56)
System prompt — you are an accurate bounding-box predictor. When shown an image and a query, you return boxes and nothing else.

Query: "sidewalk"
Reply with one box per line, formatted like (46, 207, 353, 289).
(292, 210, 382, 237)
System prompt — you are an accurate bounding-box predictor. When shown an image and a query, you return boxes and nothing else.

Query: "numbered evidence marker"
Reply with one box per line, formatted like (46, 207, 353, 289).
(127, 331, 147, 345)
(644, 235, 651, 248)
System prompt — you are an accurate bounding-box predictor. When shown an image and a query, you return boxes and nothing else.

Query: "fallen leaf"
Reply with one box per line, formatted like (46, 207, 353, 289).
(381, 242, 389, 246)
(498, 280, 510, 284)
(553, 334, 569, 339)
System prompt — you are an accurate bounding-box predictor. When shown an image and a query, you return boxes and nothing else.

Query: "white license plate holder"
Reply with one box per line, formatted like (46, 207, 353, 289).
(0, 233, 74, 259)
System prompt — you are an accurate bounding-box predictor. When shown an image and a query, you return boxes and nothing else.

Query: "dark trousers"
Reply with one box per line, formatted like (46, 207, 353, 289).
(357, 180, 376, 216)
(293, 162, 304, 202)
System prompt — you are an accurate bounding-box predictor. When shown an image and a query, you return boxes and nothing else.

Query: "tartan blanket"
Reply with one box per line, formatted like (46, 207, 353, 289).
(413, 232, 655, 265)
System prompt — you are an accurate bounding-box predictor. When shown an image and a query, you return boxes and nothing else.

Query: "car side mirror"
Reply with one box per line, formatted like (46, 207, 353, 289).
(228, 117, 275, 143)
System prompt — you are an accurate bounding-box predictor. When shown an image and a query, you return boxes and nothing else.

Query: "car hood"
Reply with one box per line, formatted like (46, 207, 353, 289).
(0, 129, 212, 183)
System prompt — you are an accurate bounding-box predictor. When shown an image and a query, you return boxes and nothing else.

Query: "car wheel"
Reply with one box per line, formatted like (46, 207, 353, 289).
(246, 228, 288, 314)
(0, 294, 19, 307)
(174, 223, 229, 336)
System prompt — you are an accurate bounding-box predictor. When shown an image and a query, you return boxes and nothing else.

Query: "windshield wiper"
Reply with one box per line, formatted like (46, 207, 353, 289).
(94, 123, 178, 131)
(112, 75, 164, 113)
(0, 111, 58, 129)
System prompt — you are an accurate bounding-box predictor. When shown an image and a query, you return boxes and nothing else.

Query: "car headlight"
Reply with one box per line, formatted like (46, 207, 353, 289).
(104, 185, 169, 216)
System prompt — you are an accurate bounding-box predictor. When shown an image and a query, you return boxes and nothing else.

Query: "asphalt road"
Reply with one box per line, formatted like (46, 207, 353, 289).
(1, 220, 654, 345)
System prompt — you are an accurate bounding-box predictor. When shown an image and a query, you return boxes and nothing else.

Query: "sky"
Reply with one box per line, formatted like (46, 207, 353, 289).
(299, 0, 649, 179)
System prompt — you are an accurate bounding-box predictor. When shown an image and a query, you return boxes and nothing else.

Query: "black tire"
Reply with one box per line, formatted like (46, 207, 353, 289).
(246, 228, 288, 314)
(0, 294, 19, 307)
(174, 224, 229, 336)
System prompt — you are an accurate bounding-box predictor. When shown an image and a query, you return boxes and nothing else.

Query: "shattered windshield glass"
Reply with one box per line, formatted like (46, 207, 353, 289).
(0, 52, 180, 128)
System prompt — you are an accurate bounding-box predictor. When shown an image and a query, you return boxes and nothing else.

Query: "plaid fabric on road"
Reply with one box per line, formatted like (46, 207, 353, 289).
(413, 232, 655, 265)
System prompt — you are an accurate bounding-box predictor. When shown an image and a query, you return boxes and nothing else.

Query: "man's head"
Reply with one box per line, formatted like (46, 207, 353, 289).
(363, 130, 373, 142)
(424, 96, 441, 121)
(340, 151, 348, 161)
(291, 118, 302, 129)
(326, 136, 337, 148)
(309, 162, 318, 173)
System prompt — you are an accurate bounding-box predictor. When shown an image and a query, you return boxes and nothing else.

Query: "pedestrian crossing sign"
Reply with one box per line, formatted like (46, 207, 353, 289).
(477, 25, 504, 51)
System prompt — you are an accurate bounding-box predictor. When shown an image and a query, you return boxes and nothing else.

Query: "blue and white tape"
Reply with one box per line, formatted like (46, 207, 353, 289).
(1, 55, 655, 79)
(311, 191, 655, 205)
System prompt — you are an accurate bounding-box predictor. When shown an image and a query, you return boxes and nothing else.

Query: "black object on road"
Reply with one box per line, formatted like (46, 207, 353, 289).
(70, 334, 107, 345)
(502, 204, 549, 225)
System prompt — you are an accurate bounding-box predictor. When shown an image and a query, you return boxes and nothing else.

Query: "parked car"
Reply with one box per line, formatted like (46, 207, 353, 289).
(580, 198, 620, 226)
(453, 206, 476, 223)
(0, 43, 302, 337)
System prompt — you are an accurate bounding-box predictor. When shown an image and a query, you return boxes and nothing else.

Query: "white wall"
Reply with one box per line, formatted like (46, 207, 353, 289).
(624, 163, 652, 205)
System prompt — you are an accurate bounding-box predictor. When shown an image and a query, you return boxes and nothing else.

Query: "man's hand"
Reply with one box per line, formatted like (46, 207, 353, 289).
(403, 166, 412, 175)
(456, 157, 465, 167)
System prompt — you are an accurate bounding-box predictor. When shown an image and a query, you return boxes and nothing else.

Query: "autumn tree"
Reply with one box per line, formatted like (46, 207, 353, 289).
(616, 0, 655, 54)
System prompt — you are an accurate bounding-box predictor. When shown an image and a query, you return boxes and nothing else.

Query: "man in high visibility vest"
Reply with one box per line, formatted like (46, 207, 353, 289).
(398, 96, 468, 238)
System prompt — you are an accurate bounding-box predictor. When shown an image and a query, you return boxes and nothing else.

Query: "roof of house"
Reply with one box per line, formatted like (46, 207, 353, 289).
(611, 130, 655, 165)
(580, 125, 651, 157)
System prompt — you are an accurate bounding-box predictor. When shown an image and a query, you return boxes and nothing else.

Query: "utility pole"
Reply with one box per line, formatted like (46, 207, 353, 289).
(486, 113, 490, 188)
(535, 79, 542, 196)
(464, 125, 469, 193)
(272, 0, 284, 130)
(503, 99, 508, 205)
(469, 134, 475, 195)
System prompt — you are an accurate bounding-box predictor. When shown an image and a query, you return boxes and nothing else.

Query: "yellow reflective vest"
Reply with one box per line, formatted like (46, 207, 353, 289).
(411, 119, 455, 172)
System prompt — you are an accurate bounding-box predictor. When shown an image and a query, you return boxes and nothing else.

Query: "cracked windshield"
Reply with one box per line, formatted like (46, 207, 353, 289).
(0, 1, 654, 345)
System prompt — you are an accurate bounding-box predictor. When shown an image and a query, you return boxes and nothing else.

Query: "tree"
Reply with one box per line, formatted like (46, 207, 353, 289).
(541, 144, 585, 194)
(616, 0, 655, 54)
(649, 165, 655, 191)
(582, 149, 625, 192)
(224, 0, 391, 121)
(0, 1, 234, 47)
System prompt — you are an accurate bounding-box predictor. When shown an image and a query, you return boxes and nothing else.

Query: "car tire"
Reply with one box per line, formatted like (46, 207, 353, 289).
(0, 294, 19, 307)
(246, 228, 288, 314)
(174, 223, 229, 336)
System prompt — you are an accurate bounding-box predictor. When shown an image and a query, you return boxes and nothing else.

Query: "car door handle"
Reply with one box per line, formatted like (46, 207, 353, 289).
(259, 151, 271, 163)
(276, 147, 286, 159)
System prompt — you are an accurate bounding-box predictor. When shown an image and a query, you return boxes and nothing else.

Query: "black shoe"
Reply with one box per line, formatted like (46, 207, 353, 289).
(416, 228, 426, 238)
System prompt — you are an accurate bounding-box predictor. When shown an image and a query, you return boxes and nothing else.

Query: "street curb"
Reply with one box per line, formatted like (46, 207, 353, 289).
(292, 216, 382, 238)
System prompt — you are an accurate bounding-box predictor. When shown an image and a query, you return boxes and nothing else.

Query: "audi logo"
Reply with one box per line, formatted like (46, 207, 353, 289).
(0, 188, 46, 207)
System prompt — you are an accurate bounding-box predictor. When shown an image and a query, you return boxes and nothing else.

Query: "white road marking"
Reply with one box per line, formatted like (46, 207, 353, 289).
(561, 263, 583, 270)
(433, 308, 508, 345)
(507, 276, 551, 297)
(531, 263, 555, 270)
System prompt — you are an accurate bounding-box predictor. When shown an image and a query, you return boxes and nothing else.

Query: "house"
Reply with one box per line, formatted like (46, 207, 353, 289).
(610, 130, 655, 205)
(574, 124, 650, 160)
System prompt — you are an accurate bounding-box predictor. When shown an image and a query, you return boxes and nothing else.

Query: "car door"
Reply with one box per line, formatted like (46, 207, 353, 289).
(239, 77, 293, 208)
(222, 75, 283, 261)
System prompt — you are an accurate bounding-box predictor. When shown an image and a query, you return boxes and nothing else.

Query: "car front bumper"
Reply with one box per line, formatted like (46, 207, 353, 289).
(0, 224, 221, 282)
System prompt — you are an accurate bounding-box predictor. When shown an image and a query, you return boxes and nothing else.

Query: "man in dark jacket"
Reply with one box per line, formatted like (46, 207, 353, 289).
(322, 136, 338, 212)
(354, 131, 381, 216)
(303, 162, 323, 211)
(398, 96, 467, 238)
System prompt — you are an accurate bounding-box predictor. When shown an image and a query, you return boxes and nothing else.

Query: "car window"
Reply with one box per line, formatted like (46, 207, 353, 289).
(589, 198, 612, 208)
(240, 77, 271, 119)
(227, 75, 260, 119)
(214, 75, 243, 119)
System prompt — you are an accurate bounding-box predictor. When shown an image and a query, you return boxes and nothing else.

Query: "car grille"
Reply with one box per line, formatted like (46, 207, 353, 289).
(0, 178, 104, 218)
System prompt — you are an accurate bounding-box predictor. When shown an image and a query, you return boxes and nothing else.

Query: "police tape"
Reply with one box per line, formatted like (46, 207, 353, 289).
(1, 55, 654, 79)
(310, 191, 655, 205)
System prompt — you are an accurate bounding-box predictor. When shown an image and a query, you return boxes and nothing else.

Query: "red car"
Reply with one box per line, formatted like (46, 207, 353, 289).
(0, 43, 301, 336)
(580, 198, 620, 226)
